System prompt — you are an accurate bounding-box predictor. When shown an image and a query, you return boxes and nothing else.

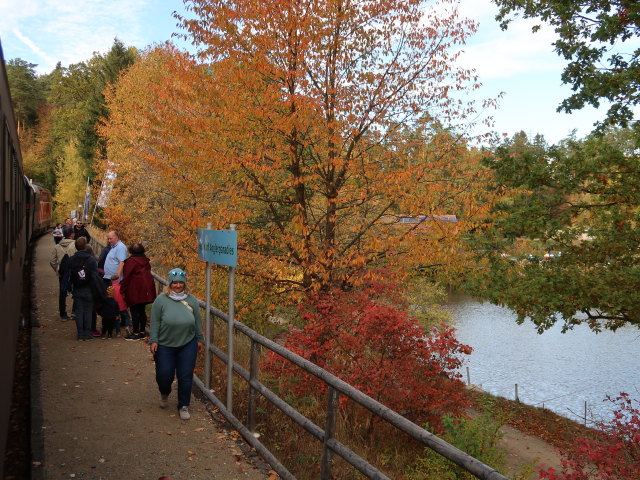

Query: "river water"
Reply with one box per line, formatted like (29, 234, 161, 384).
(444, 292, 640, 424)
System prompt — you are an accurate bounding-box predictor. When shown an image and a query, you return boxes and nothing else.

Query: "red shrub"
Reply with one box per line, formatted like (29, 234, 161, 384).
(539, 393, 640, 480)
(261, 279, 472, 430)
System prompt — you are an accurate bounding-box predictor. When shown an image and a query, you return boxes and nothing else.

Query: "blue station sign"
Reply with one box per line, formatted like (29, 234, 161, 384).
(198, 229, 238, 267)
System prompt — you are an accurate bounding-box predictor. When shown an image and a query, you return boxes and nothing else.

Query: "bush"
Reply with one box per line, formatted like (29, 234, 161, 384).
(538, 393, 640, 480)
(261, 276, 472, 432)
(407, 404, 507, 480)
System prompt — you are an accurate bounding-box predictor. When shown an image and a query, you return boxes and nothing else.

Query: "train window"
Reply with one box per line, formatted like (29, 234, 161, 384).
(15, 154, 22, 234)
(9, 149, 15, 254)
(2, 121, 8, 277)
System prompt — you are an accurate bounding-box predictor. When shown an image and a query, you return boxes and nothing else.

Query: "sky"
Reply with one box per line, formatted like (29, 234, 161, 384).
(0, 0, 623, 144)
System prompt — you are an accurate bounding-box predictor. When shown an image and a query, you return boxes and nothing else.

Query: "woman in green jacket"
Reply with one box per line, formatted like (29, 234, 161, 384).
(149, 268, 204, 420)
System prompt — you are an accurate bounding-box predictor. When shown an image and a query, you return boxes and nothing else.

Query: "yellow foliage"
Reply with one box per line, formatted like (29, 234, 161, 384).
(54, 140, 88, 219)
(98, 1, 503, 312)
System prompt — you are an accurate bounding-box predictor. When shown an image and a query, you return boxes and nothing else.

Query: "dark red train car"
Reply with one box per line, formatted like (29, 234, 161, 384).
(0, 40, 42, 477)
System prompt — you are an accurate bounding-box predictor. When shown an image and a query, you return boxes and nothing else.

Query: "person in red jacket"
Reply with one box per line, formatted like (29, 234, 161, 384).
(120, 243, 156, 340)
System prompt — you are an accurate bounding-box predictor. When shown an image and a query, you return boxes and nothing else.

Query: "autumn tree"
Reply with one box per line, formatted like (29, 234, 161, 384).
(8, 40, 136, 217)
(98, 45, 221, 264)
(54, 140, 89, 217)
(104, 0, 494, 298)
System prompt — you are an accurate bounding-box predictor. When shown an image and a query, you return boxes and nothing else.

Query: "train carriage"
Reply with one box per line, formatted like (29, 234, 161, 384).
(0, 39, 51, 477)
(26, 179, 52, 239)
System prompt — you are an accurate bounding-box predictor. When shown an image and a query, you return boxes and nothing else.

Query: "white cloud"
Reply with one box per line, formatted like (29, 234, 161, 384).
(12, 28, 56, 65)
(456, 0, 564, 79)
(460, 23, 563, 79)
(1, 0, 152, 72)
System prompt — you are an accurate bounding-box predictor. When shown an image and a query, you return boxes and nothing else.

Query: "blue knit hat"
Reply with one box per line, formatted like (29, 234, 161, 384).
(167, 268, 186, 284)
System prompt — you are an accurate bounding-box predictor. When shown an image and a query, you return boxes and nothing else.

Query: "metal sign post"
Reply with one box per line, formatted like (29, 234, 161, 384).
(204, 223, 212, 390)
(226, 224, 236, 413)
(197, 225, 238, 413)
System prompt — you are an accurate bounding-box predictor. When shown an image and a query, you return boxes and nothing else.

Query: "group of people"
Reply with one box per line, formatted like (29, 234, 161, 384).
(50, 226, 154, 341)
(52, 217, 91, 245)
(49, 224, 204, 420)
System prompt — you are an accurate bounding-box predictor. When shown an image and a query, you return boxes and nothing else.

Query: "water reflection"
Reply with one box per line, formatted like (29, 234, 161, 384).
(444, 292, 640, 423)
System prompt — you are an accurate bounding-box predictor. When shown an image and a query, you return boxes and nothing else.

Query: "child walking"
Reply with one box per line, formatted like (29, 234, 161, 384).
(98, 285, 120, 339)
(112, 277, 131, 336)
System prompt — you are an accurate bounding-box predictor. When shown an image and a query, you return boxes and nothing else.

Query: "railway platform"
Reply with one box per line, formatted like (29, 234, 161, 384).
(30, 234, 269, 479)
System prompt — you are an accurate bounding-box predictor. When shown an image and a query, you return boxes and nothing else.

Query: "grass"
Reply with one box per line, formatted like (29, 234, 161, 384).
(468, 389, 594, 451)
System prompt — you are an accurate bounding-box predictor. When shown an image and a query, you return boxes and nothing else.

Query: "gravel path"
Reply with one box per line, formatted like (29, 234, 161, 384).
(31, 235, 270, 480)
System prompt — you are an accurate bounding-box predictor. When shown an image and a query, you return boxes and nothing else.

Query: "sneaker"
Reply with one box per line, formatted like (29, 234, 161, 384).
(91, 331, 102, 337)
(82, 335, 93, 341)
(60, 316, 70, 322)
(159, 395, 168, 409)
(179, 406, 190, 420)
(125, 333, 141, 341)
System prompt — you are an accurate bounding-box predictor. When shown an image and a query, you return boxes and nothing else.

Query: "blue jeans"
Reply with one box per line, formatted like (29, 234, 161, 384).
(72, 289, 93, 338)
(155, 337, 197, 409)
(119, 309, 131, 329)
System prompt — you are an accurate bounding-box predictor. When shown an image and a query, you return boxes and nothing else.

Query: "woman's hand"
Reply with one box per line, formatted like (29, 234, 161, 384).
(149, 342, 158, 354)
(197, 342, 204, 353)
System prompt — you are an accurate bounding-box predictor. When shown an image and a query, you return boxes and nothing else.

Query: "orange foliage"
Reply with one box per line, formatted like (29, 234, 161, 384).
(99, 1, 500, 307)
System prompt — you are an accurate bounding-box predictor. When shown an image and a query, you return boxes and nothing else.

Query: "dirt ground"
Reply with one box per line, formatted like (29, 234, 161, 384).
(31, 235, 270, 480)
(499, 423, 563, 478)
(29, 233, 565, 480)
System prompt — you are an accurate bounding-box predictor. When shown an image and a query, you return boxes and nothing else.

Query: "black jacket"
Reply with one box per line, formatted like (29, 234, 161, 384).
(74, 226, 91, 242)
(97, 297, 119, 319)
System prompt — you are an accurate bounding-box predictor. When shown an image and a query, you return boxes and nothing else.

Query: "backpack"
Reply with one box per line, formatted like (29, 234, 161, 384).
(70, 256, 90, 287)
